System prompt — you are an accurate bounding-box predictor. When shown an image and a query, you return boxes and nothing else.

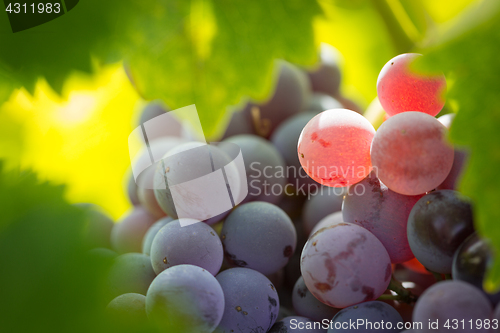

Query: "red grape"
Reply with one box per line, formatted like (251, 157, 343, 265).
(297, 109, 375, 187)
(377, 53, 446, 117)
(371, 111, 454, 195)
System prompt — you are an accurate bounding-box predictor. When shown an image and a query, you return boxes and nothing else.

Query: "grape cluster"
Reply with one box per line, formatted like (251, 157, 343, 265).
(80, 47, 499, 333)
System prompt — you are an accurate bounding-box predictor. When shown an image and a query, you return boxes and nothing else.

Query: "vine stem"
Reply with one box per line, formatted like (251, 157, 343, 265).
(370, 0, 417, 53)
(379, 277, 418, 304)
(428, 270, 444, 282)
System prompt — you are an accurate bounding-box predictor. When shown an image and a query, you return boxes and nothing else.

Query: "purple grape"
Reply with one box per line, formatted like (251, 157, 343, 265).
(494, 302, 500, 325)
(309, 212, 343, 237)
(292, 276, 340, 321)
(242, 61, 311, 138)
(136, 100, 188, 141)
(138, 100, 168, 124)
(342, 172, 422, 263)
(413, 280, 492, 332)
(223, 134, 286, 204)
(306, 43, 342, 97)
(278, 192, 308, 221)
(221, 201, 297, 275)
(126, 169, 140, 205)
(437, 149, 468, 190)
(75, 203, 114, 249)
(136, 166, 167, 219)
(269, 316, 327, 333)
(301, 222, 391, 308)
(107, 253, 156, 299)
(271, 112, 320, 192)
(141, 217, 173, 256)
(303, 187, 345, 235)
(327, 301, 403, 332)
(214, 267, 280, 333)
(407, 190, 474, 274)
(221, 105, 255, 140)
(110, 207, 157, 253)
(452, 233, 500, 305)
(437, 113, 469, 191)
(106, 293, 147, 322)
(133, 137, 186, 217)
(150, 219, 223, 276)
(146, 264, 225, 333)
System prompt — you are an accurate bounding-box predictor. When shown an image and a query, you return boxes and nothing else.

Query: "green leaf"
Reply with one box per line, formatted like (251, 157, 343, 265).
(127, 0, 321, 138)
(419, 1, 500, 291)
(0, 0, 320, 137)
(0, 0, 133, 95)
(0, 163, 167, 333)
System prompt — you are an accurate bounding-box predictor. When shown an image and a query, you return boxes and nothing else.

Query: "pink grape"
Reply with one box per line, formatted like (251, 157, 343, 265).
(297, 109, 375, 187)
(377, 53, 446, 117)
(371, 111, 454, 195)
(301, 222, 391, 308)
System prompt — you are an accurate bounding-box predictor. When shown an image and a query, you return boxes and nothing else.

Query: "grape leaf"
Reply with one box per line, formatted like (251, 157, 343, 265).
(126, 0, 321, 138)
(0, 0, 321, 138)
(419, 1, 500, 291)
(0, 163, 170, 332)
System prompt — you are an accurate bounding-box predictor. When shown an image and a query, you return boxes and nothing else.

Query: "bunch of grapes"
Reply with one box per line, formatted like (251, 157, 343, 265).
(80, 47, 500, 333)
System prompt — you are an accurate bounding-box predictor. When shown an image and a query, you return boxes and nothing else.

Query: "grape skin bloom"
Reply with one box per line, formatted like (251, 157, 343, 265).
(377, 53, 446, 117)
(298, 109, 375, 188)
(413, 280, 492, 333)
(342, 171, 422, 263)
(146, 264, 225, 333)
(301, 222, 392, 308)
(370, 111, 454, 195)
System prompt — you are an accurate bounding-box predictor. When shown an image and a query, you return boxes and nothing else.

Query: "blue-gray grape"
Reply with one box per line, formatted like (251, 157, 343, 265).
(106, 293, 147, 322)
(307, 93, 343, 113)
(301, 222, 391, 308)
(223, 134, 286, 204)
(221, 201, 297, 275)
(342, 172, 422, 263)
(303, 187, 345, 235)
(413, 280, 492, 333)
(309, 211, 343, 237)
(146, 264, 225, 333)
(292, 276, 340, 321)
(107, 253, 156, 299)
(214, 267, 280, 333)
(153, 141, 238, 224)
(407, 190, 474, 274)
(327, 301, 403, 332)
(269, 316, 327, 333)
(271, 112, 319, 192)
(141, 217, 173, 256)
(110, 207, 157, 254)
(75, 203, 114, 249)
(150, 219, 223, 275)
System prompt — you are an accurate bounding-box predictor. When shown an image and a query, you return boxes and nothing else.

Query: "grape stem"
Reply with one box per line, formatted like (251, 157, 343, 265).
(383, 276, 418, 304)
(370, 0, 416, 53)
(251, 106, 271, 137)
(428, 270, 444, 282)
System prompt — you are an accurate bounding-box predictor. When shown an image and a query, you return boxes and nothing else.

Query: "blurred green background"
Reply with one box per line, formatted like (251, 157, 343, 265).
(1, 0, 500, 331)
